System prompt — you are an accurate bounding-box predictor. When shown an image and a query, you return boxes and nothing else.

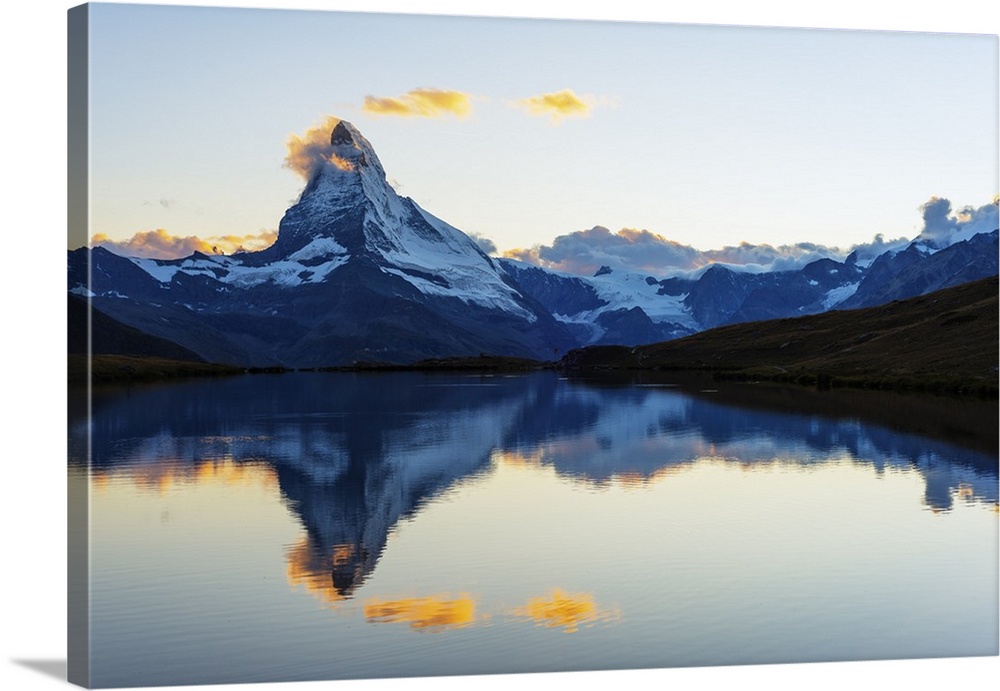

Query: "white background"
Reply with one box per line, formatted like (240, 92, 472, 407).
(1, 2, 997, 691)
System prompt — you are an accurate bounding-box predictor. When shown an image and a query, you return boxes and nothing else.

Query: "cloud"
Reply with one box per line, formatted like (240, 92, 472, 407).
(918, 196, 999, 248)
(468, 233, 497, 255)
(92, 228, 278, 259)
(516, 89, 592, 122)
(503, 226, 849, 277)
(845, 233, 910, 265)
(142, 198, 177, 209)
(503, 196, 998, 278)
(504, 226, 705, 275)
(285, 115, 343, 181)
(701, 242, 843, 274)
(362, 88, 473, 118)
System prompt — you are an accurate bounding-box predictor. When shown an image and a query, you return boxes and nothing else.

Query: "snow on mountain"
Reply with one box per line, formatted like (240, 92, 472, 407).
(821, 281, 861, 309)
(498, 259, 697, 346)
(583, 267, 693, 325)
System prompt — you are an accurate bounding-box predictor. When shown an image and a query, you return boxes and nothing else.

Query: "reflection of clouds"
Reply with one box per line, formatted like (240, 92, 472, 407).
(511, 589, 620, 633)
(364, 594, 478, 632)
(359, 589, 620, 634)
(91, 457, 278, 496)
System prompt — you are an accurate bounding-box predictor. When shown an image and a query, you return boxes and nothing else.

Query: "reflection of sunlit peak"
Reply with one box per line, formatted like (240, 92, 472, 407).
(512, 588, 620, 633)
(331, 544, 355, 566)
(285, 539, 348, 607)
(364, 594, 478, 632)
(956, 483, 975, 500)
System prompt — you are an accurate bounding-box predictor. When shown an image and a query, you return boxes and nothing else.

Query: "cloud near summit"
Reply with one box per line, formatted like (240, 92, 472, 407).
(362, 88, 473, 118)
(285, 115, 344, 181)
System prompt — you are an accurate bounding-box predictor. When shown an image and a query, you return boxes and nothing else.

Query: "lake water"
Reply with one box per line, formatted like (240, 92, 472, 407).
(68, 372, 998, 688)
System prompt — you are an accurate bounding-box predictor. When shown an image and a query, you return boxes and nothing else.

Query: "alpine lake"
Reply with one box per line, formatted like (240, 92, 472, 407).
(68, 370, 999, 687)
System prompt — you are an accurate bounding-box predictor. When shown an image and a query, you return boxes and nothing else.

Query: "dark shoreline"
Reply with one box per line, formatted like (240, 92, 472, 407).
(68, 357, 998, 459)
(71, 351, 998, 399)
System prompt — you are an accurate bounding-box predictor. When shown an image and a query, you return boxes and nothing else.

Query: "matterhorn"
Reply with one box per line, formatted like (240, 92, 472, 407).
(68, 120, 575, 367)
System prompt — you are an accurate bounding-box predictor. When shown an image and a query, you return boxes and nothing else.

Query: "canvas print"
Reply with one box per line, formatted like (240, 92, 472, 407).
(67, 3, 999, 688)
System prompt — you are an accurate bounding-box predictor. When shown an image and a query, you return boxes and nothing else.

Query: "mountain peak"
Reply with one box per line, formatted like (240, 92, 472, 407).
(321, 119, 379, 173)
(331, 120, 356, 146)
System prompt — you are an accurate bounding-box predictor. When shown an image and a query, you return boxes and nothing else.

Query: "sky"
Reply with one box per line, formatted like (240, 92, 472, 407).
(81, 1, 998, 271)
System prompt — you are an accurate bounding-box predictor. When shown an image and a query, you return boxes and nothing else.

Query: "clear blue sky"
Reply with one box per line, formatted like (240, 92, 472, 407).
(86, 1, 998, 255)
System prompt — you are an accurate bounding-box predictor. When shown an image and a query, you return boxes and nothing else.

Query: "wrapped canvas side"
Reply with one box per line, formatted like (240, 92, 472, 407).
(67, 4, 90, 688)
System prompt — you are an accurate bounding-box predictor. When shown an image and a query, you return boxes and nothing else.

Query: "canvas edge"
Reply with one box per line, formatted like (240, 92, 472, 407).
(67, 3, 91, 688)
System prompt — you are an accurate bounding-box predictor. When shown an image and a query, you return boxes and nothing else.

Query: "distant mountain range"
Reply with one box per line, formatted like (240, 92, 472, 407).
(68, 120, 999, 367)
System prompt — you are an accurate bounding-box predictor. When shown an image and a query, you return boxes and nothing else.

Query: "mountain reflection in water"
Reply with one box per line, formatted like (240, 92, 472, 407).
(73, 371, 998, 601)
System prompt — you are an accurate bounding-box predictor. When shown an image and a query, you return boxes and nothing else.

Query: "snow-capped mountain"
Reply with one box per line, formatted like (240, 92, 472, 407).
(69, 120, 999, 365)
(500, 229, 997, 345)
(69, 120, 575, 366)
(837, 229, 999, 309)
(498, 259, 698, 346)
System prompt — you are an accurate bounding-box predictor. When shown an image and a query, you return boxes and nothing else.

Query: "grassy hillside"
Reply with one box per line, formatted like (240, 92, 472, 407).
(68, 354, 245, 386)
(68, 294, 205, 362)
(562, 276, 999, 396)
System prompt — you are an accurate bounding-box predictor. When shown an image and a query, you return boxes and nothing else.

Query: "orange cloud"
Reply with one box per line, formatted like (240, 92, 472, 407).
(92, 228, 278, 259)
(285, 115, 344, 181)
(364, 594, 478, 632)
(511, 588, 620, 633)
(516, 89, 592, 122)
(362, 88, 473, 118)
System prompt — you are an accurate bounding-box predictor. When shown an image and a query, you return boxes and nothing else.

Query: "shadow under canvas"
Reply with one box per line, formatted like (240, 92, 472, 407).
(12, 659, 67, 682)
